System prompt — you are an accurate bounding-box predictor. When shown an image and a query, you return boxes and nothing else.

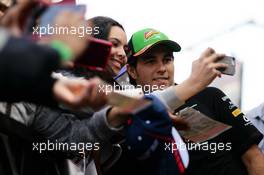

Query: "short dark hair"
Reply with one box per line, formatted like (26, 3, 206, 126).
(88, 16, 124, 40)
(127, 56, 138, 86)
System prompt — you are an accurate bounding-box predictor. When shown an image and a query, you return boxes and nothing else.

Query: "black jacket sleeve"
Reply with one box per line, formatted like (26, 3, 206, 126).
(207, 87, 263, 155)
(0, 35, 61, 106)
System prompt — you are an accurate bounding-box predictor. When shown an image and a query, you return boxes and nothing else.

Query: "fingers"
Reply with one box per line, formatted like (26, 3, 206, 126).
(199, 47, 226, 66)
(199, 47, 215, 58)
(0, 0, 37, 36)
(212, 62, 228, 76)
(199, 48, 228, 71)
(51, 11, 88, 60)
(189, 47, 230, 91)
(199, 47, 225, 64)
(53, 78, 87, 108)
(61, 61, 74, 69)
(206, 53, 225, 63)
(87, 78, 108, 110)
(107, 106, 132, 127)
(58, 77, 107, 110)
(53, 80, 81, 108)
(168, 113, 190, 130)
(55, 11, 84, 30)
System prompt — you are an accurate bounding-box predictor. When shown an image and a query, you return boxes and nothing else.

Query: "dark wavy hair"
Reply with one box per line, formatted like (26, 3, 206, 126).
(88, 16, 124, 40)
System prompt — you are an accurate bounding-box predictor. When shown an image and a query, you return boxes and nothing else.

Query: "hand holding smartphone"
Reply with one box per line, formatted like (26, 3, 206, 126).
(216, 56, 236, 76)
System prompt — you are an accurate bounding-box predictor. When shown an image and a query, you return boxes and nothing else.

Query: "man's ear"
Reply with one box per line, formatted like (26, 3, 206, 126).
(127, 64, 138, 80)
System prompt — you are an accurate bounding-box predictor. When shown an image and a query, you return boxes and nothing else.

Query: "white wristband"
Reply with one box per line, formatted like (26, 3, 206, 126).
(152, 86, 184, 111)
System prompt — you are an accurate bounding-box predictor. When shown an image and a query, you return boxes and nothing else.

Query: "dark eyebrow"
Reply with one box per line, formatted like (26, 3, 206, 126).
(108, 38, 121, 43)
(109, 37, 128, 49)
(164, 52, 174, 57)
(141, 54, 156, 61)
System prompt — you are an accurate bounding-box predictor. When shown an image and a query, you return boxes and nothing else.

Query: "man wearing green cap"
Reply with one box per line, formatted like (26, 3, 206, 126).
(126, 28, 181, 90)
(122, 28, 264, 175)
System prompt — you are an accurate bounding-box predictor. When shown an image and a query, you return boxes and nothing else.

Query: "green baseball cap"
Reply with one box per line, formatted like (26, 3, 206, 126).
(127, 28, 181, 60)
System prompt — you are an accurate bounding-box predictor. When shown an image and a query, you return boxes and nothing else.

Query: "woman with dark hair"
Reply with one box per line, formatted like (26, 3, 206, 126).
(89, 16, 128, 77)
(56, 16, 128, 86)
(57, 16, 128, 84)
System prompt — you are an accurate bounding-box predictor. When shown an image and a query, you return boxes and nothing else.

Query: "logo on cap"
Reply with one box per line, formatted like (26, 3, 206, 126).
(144, 30, 160, 40)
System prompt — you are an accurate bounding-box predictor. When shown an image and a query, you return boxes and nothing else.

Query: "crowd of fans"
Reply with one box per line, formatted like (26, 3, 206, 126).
(0, 0, 264, 175)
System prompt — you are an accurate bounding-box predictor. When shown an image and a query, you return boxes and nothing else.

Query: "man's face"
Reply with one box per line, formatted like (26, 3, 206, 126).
(128, 45, 175, 90)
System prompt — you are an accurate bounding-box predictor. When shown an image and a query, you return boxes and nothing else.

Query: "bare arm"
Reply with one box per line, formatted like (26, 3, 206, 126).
(172, 48, 228, 101)
(242, 144, 264, 175)
(152, 48, 228, 112)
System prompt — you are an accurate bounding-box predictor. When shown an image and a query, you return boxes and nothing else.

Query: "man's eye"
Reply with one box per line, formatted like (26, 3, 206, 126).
(111, 41, 119, 47)
(145, 59, 155, 64)
(164, 57, 173, 63)
(124, 46, 129, 53)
